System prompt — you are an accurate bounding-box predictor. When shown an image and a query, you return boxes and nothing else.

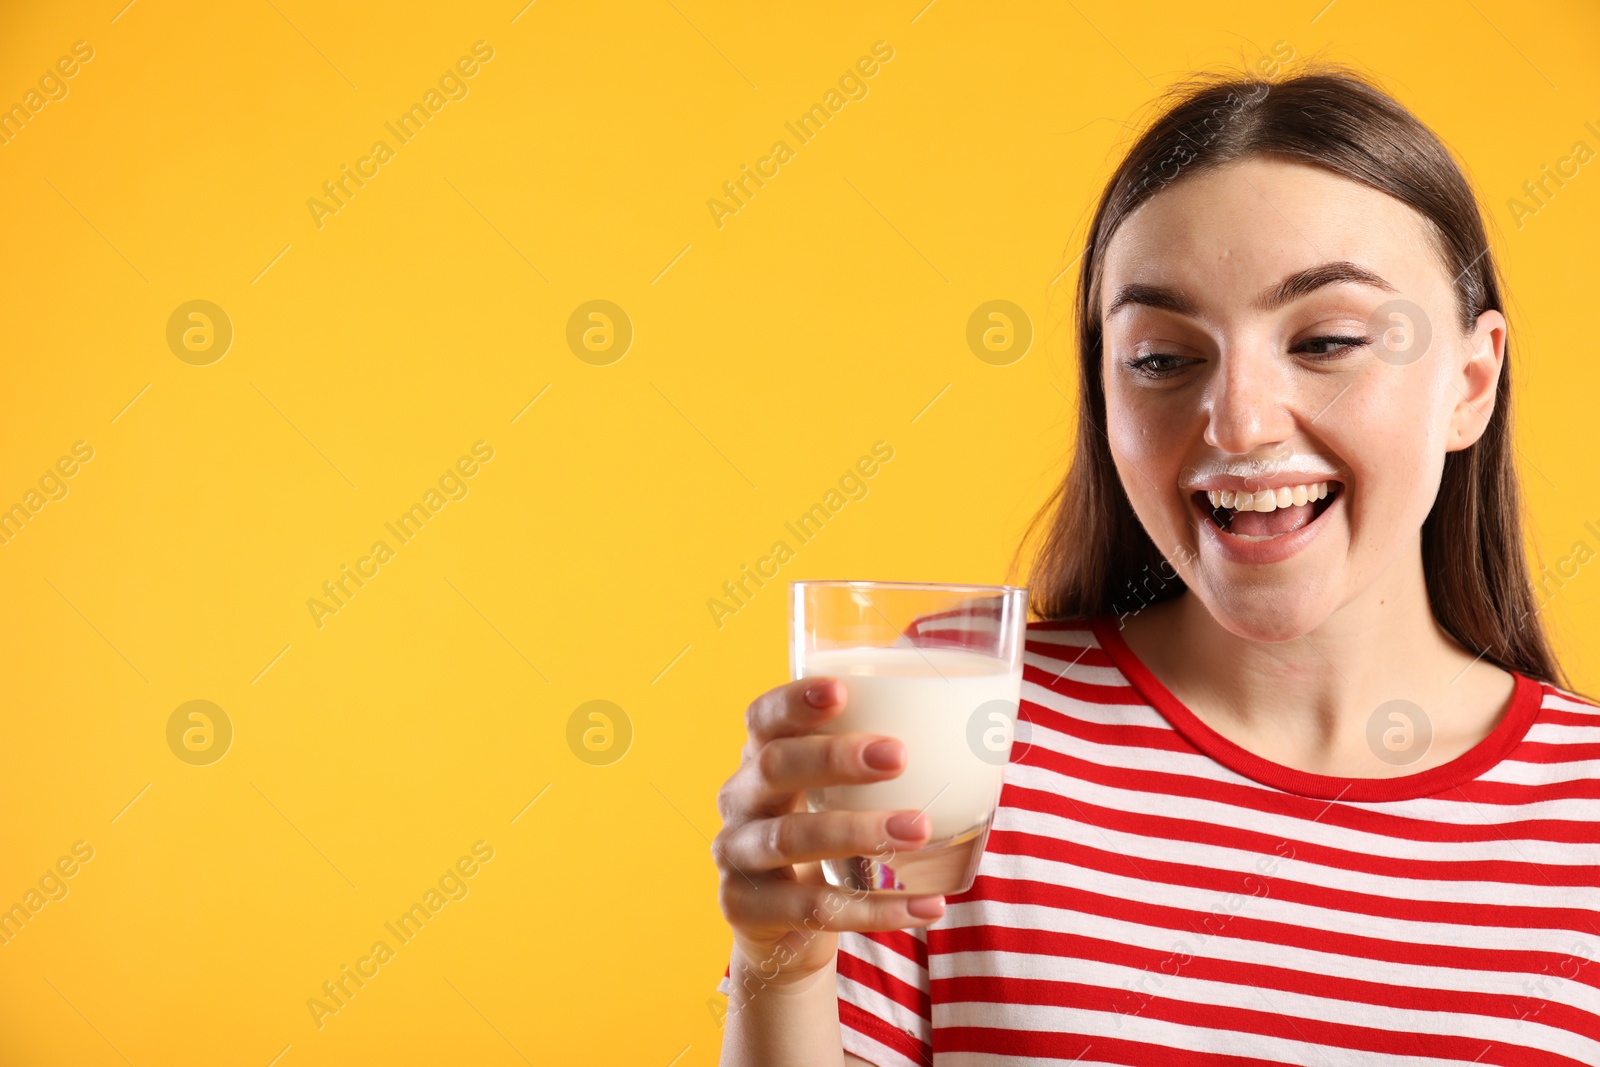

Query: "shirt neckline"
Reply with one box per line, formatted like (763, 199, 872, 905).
(1087, 613, 1544, 801)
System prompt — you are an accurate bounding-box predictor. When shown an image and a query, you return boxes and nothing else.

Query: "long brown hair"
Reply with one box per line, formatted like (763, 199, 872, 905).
(1014, 62, 1576, 692)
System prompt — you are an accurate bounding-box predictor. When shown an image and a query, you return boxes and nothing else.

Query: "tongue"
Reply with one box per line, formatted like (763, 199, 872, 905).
(1229, 501, 1315, 537)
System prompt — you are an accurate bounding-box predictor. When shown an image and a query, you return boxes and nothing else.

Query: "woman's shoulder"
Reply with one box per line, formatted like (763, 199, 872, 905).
(1530, 676, 1600, 716)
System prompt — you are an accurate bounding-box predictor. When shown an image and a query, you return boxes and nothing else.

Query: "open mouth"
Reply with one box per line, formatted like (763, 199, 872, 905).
(1191, 481, 1344, 543)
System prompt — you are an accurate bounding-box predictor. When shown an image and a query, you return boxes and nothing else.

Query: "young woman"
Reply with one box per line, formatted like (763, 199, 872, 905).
(713, 64, 1600, 1064)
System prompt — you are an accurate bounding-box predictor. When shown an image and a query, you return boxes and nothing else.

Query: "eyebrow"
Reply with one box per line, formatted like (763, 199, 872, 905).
(1104, 260, 1398, 320)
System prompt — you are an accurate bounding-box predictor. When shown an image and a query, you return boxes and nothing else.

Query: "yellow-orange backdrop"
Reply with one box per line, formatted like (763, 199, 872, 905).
(1, 1, 1597, 1063)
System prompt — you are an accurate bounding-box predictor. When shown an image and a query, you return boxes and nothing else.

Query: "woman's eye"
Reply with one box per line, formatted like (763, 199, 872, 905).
(1124, 335, 1370, 379)
(1125, 353, 1189, 378)
(1294, 335, 1370, 357)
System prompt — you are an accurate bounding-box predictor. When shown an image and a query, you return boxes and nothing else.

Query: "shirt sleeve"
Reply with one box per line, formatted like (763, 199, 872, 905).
(836, 926, 934, 1066)
(714, 926, 933, 1067)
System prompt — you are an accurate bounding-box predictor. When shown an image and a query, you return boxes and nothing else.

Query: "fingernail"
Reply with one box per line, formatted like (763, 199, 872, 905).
(885, 812, 927, 841)
(862, 739, 904, 770)
(804, 680, 837, 708)
(906, 896, 944, 919)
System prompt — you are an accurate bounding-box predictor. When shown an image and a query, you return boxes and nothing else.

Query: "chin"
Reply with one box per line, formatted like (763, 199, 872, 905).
(1191, 586, 1335, 643)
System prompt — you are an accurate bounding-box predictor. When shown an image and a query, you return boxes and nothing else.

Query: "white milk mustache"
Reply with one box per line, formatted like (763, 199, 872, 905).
(801, 645, 1022, 842)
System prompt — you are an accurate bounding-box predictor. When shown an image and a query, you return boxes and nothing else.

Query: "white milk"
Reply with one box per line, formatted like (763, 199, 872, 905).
(801, 645, 1022, 842)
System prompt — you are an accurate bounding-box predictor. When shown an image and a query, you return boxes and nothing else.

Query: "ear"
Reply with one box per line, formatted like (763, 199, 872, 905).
(1446, 308, 1506, 452)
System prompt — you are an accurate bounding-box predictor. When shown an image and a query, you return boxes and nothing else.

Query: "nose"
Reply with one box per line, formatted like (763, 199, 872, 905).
(1202, 335, 1297, 456)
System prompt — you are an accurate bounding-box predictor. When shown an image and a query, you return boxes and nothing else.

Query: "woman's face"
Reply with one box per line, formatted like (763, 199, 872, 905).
(1099, 156, 1505, 640)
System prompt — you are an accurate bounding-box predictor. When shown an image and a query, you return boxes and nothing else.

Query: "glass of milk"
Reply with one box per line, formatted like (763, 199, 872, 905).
(791, 579, 1028, 897)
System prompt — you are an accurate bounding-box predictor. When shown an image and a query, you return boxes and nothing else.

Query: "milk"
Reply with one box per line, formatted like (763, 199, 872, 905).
(800, 645, 1022, 843)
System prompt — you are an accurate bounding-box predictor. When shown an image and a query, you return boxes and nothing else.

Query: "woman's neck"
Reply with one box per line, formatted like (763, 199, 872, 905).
(1115, 559, 1516, 778)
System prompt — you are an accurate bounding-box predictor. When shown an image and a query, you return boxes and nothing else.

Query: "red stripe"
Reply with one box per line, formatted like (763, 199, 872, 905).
(959, 855, 1600, 988)
(862, 927, 927, 969)
(1507, 739, 1600, 764)
(909, 603, 1006, 625)
(1029, 619, 1097, 633)
(1024, 638, 1118, 670)
(1011, 737, 1600, 852)
(908, 626, 996, 652)
(932, 975, 1591, 1066)
(1087, 615, 1547, 803)
(998, 778, 1600, 903)
(1542, 706, 1600, 725)
(1023, 661, 1176, 711)
(836, 954, 927, 1030)
(1449, 776, 1600, 804)
(906, 601, 1009, 654)
(982, 819, 1600, 966)
(1018, 682, 1600, 837)
(937, 923, 1600, 1035)
(803, 615, 1600, 1055)
(839, 998, 932, 1065)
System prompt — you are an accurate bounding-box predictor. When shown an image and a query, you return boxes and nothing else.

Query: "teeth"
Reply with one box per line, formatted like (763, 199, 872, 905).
(1205, 481, 1331, 512)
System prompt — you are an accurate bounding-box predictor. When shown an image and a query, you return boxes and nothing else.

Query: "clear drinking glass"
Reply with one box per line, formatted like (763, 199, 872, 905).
(790, 579, 1029, 896)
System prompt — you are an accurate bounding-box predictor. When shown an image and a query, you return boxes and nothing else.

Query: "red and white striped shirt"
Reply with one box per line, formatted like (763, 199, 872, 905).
(719, 613, 1600, 1064)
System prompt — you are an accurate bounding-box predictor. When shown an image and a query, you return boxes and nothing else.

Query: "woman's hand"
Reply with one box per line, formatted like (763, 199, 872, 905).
(713, 676, 947, 987)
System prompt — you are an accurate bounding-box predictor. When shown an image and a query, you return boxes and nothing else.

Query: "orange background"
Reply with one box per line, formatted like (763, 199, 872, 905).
(0, 1, 1596, 1063)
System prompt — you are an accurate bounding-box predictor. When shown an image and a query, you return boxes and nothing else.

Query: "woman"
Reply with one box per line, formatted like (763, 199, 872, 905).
(714, 63, 1600, 1064)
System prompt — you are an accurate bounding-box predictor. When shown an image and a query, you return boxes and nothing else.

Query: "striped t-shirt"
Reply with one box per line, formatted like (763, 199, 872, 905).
(717, 613, 1600, 1064)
